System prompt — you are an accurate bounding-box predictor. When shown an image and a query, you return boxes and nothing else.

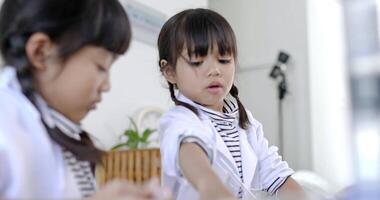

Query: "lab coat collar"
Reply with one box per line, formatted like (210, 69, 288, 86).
(214, 127, 258, 187)
(34, 94, 82, 141)
(176, 92, 238, 120)
(0, 66, 22, 92)
(176, 92, 208, 120)
(239, 127, 257, 187)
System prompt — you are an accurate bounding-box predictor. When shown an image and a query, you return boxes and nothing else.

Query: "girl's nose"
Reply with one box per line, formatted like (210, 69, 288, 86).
(208, 65, 221, 77)
(100, 75, 111, 92)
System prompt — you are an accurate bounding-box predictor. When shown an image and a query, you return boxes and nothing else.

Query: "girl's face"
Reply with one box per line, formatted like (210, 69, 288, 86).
(34, 45, 115, 123)
(165, 46, 235, 112)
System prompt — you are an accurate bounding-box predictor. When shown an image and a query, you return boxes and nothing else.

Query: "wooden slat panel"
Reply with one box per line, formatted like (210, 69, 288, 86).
(106, 151, 114, 181)
(142, 150, 150, 181)
(135, 150, 142, 184)
(113, 151, 120, 179)
(96, 148, 161, 186)
(150, 149, 158, 177)
(121, 151, 128, 179)
(128, 150, 134, 181)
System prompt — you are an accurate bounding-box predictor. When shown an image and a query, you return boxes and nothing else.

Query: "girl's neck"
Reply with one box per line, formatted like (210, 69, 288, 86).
(192, 100, 224, 113)
(204, 104, 224, 113)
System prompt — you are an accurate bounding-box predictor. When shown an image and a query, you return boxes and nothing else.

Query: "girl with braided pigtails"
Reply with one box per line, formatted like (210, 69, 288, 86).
(157, 8, 305, 200)
(0, 0, 170, 199)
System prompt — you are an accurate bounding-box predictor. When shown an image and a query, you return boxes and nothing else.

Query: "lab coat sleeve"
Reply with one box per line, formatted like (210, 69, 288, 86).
(0, 115, 12, 195)
(0, 143, 11, 194)
(0, 96, 12, 194)
(246, 111, 294, 195)
(0, 98, 13, 195)
(159, 106, 214, 177)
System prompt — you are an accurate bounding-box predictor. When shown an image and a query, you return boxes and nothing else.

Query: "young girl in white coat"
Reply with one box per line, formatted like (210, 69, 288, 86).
(158, 8, 305, 200)
(0, 0, 170, 199)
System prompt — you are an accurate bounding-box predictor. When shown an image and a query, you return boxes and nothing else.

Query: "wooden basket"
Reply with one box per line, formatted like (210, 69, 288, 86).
(96, 148, 161, 186)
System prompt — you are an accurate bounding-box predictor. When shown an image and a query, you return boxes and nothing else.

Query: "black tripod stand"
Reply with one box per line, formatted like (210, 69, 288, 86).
(269, 51, 290, 156)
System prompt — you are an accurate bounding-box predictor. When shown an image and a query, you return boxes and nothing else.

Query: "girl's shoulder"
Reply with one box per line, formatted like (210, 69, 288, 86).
(160, 105, 202, 123)
(0, 73, 39, 125)
(0, 87, 25, 117)
(0, 91, 40, 134)
(159, 105, 213, 138)
(244, 109, 263, 130)
(0, 68, 26, 110)
(1, 85, 31, 106)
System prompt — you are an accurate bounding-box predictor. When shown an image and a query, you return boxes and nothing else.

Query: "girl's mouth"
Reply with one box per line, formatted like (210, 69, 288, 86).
(207, 82, 223, 94)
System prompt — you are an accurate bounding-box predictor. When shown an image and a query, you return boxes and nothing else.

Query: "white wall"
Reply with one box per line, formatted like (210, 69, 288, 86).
(307, 0, 354, 191)
(82, 0, 208, 149)
(209, 0, 312, 171)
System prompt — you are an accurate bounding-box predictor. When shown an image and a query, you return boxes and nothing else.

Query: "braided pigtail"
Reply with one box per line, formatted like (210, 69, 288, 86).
(168, 82, 199, 115)
(5, 34, 36, 102)
(230, 84, 250, 129)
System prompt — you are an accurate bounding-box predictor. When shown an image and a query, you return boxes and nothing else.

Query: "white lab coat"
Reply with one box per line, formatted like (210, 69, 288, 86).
(159, 93, 294, 200)
(0, 67, 79, 198)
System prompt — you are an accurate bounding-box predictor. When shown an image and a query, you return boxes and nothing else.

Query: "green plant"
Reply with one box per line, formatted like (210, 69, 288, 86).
(111, 117, 155, 150)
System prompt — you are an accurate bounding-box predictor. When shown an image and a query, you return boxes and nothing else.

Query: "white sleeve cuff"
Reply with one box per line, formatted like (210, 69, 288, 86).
(266, 175, 291, 195)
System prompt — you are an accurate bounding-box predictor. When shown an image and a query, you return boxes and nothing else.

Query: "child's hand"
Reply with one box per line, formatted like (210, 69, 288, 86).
(89, 179, 150, 200)
(142, 177, 172, 200)
(198, 188, 238, 200)
(217, 198, 238, 200)
(88, 178, 171, 200)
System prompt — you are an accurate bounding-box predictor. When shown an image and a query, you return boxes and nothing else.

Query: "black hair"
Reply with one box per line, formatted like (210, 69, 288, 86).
(157, 8, 250, 129)
(0, 0, 132, 164)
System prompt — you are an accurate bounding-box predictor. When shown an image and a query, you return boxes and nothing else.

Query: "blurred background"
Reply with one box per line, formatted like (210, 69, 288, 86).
(2, 0, 379, 198)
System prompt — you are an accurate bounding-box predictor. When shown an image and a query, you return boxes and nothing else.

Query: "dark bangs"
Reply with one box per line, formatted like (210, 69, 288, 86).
(56, 0, 131, 59)
(175, 9, 236, 63)
(89, 0, 131, 54)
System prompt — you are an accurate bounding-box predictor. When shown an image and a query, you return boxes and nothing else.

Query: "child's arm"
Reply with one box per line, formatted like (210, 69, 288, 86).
(277, 177, 307, 199)
(89, 178, 172, 200)
(179, 143, 236, 200)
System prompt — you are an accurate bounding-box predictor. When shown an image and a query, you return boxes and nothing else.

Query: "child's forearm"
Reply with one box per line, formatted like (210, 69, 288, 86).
(179, 143, 236, 200)
(278, 177, 307, 199)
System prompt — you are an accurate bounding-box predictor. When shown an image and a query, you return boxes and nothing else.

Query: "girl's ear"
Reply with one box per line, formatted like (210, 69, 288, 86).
(160, 59, 177, 84)
(25, 32, 55, 70)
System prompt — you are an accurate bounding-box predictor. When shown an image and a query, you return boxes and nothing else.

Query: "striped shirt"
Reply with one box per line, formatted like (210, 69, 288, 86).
(35, 95, 96, 198)
(61, 148, 97, 198)
(198, 98, 244, 198)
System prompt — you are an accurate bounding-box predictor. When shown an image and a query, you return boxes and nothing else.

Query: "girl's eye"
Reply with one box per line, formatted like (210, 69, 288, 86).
(219, 59, 231, 64)
(190, 61, 202, 67)
(97, 65, 107, 72)
(189, 61, 203, 67)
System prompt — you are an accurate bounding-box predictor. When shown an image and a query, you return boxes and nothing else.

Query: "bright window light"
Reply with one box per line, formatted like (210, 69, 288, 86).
(356, 124, 380, 181)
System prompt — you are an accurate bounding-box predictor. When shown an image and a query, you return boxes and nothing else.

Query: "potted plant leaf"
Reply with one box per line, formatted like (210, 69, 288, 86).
(111, 118, 155, 150)
(96, 117, 161, 185)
